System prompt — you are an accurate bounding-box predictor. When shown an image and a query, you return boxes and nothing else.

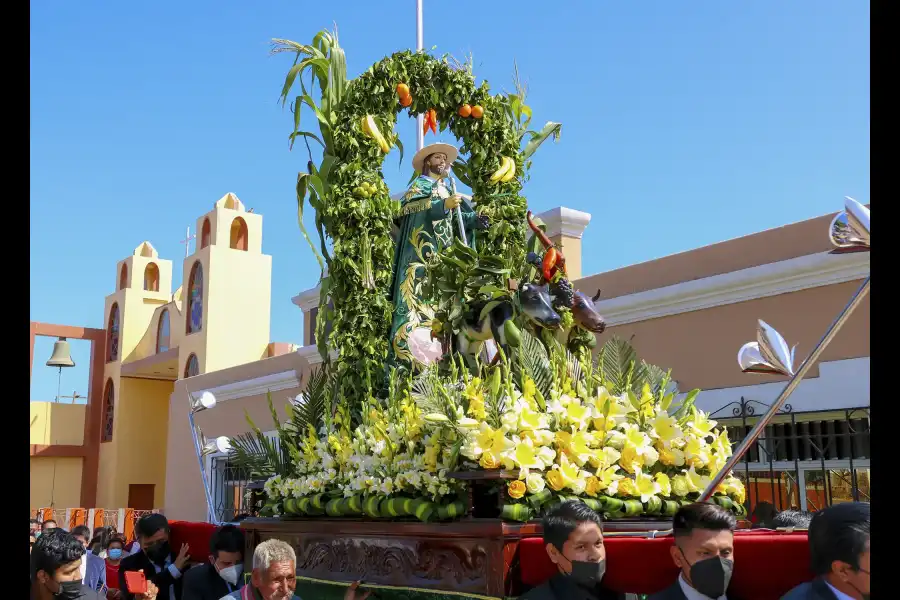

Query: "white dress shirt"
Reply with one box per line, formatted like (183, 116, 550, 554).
(825, 581, 858, 600)
(678, 573, 727, 600)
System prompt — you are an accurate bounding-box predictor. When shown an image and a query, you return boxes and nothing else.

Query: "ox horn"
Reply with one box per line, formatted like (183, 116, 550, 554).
(592, 289, 603, 303)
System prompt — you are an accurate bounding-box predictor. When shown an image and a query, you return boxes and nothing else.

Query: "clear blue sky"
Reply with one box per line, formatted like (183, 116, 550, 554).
(30, 1, 869, 402)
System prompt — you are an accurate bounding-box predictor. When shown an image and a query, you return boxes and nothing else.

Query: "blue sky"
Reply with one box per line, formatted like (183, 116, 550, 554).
(30, 1, 869, 402)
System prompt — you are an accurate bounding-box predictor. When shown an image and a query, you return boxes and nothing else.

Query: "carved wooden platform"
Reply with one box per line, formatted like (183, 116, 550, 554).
(239, 517, 673, 597)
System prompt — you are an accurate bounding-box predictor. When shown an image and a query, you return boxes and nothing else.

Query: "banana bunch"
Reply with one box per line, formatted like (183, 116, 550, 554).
(489, 156, 517, 183)
(361, 115, 391, 153)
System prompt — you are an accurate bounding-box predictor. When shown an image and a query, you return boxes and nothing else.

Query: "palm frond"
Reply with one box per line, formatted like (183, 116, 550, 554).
(594, 336, 637, 395)
(286, 366, 329, 436)
(515, 329, 553, 401)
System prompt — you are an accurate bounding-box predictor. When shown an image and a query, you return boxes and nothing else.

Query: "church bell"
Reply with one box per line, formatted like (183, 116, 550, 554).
(46, 337, 76, 368)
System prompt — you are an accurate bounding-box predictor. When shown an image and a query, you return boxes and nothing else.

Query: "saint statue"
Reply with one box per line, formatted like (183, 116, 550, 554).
(388, 142, 488, 371)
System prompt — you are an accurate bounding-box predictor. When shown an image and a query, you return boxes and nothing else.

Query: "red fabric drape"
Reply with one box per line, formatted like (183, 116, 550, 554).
(518, 530, 813, 600)
(169, 520, 218, 560)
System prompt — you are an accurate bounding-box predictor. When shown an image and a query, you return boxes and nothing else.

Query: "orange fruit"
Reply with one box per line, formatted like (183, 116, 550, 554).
(399, 94, 412, 107)
(471, 105, 484, 119)
(396, 83, 410, 97)
(458, 104, 472, 118)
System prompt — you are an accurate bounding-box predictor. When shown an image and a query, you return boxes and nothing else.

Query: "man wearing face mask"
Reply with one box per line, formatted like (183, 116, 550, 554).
(182, 525, 245, 600)
(119, 514, 190, 600)
(780, 502, 870, 600)
(649, 502, 739, 600)
(31, 528, 159, 600)
(521, 500, 629, 600)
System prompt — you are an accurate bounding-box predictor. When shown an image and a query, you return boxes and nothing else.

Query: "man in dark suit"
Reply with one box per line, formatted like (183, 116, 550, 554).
(648, 502, 737, 600)
(780, 502, 870, 600)
(182, 524, 245, 600)
(119, 514, 190, 600)
(520, 500, 630, 600)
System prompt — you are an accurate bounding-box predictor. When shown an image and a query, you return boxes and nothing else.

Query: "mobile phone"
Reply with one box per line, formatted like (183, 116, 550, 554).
(124, 571, 147, 595)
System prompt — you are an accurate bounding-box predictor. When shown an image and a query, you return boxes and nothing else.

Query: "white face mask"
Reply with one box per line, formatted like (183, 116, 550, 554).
(217, 564, 243, 586)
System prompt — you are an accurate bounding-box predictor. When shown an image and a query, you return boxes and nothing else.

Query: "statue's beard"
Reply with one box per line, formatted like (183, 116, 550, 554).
(428, 164, 448, 177)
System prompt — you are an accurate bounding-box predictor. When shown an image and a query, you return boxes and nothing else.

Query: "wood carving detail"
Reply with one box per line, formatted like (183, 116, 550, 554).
(295, 537, 489, 588)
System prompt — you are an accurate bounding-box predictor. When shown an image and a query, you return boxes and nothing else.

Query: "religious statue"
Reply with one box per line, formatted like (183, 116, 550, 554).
(388, 142, 489, 371)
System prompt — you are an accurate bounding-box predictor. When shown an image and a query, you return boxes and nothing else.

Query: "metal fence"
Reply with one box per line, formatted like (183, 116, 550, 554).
(209, 456, 262, 522)
(711, 397, 870, 516)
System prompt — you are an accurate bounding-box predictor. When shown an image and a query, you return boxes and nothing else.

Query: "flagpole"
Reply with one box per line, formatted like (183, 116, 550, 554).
(416, 0, 424, 151)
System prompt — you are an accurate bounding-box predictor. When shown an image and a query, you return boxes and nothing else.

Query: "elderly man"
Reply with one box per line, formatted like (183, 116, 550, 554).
(220, 539, 300, 600)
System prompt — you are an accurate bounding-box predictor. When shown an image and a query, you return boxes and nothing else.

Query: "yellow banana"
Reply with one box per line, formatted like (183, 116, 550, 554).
(500, 157, 517, 182)
(362, 115, 391, 153)
(489, 156, 511, 182)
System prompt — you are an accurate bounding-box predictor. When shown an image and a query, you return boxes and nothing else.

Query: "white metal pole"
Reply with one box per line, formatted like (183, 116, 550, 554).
(416, 0, 424, 151)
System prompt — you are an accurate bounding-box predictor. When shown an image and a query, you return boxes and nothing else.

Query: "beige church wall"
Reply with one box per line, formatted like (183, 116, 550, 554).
(577, 210, 840, 301)
(595, 279, 869, 392)
(97, 378, 174, 508)
(31, 457, 83, 509)
(204, 245, 272, 372)
(30, 402, 86, 445)
(163, 351, 308, 521)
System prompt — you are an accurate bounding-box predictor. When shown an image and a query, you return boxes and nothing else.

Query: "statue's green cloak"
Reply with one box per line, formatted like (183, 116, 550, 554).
(387, 175, 478, 370)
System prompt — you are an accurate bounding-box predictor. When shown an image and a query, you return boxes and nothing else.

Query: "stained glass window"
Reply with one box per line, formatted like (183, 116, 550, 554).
(107, 303, 120, 362)
(156, 309, 170, 353)
(187, 262, 203, 334)
(184, 354, 199, 378)
(102, 380, 114, 443)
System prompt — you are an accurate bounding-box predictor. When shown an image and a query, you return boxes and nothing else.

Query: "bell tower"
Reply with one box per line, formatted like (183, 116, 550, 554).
(98, 241, 175, 508)
(178, 193, 272, 376)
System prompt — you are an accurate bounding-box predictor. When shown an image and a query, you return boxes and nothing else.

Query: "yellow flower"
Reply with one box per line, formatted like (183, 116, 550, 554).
(519, 408, 549, 432)
(523, 378, 536, 402)
(671, 474, 690, 497)
(724, 476, 746, 504)
(621, 423, 652, 454)
(566, 400, 592, 430)
(635, 471, 662, 502)
(659, 446, 686, 467)
(650, 410, 683, 443)
(712, 429, 732, 457)
(568, 431, 595, 466)
(686, 465, 711, 493)
(655, 472, 672, 497)
(619, 444, 645, 474)
(507, 480, 527, 499)
(687, 408, 717, 437)
(476, 424, 516, 457)
(513, 438, 546, 475)
(585, 476, 602, 497)
(596, 465, 625, 492)
(617, 477, 637, 497)
(591, 414, 610, 436)
(557, 453, 583, 485)
(480, 451, 500, 469)
(525, 472, 546, 494)
(683, 435, 710, 468)
(546, 469, 566, 491)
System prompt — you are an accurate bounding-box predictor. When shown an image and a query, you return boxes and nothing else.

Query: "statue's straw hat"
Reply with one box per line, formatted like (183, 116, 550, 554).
(412, 143, 459, 174)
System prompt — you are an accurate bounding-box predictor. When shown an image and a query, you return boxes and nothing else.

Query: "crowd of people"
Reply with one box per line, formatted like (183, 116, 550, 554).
(29, 500, 869, 600)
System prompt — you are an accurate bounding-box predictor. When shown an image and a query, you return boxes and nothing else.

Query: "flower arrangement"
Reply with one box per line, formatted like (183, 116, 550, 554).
(229, 336, 746, 523)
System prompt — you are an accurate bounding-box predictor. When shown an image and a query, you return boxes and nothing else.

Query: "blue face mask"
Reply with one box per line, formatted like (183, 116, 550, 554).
(108, 548, 123, 560)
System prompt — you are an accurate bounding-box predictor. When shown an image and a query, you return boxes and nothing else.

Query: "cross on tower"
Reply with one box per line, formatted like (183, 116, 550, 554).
(58, 391, 85, 404)
(180, 226, 196, 258)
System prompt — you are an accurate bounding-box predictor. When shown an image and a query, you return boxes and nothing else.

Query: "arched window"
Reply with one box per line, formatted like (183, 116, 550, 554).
(230, 217, 248, 251)
(118, 264, 128, 290)
(144, 262, 160, 292)
(184, 353, 199, 378)
(186, 262, 203, 334)
(201, 218, 211, 249)
(107, 303, 120, 362)
(156, 309, 170, 354)
(102, 379, 115, 442)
